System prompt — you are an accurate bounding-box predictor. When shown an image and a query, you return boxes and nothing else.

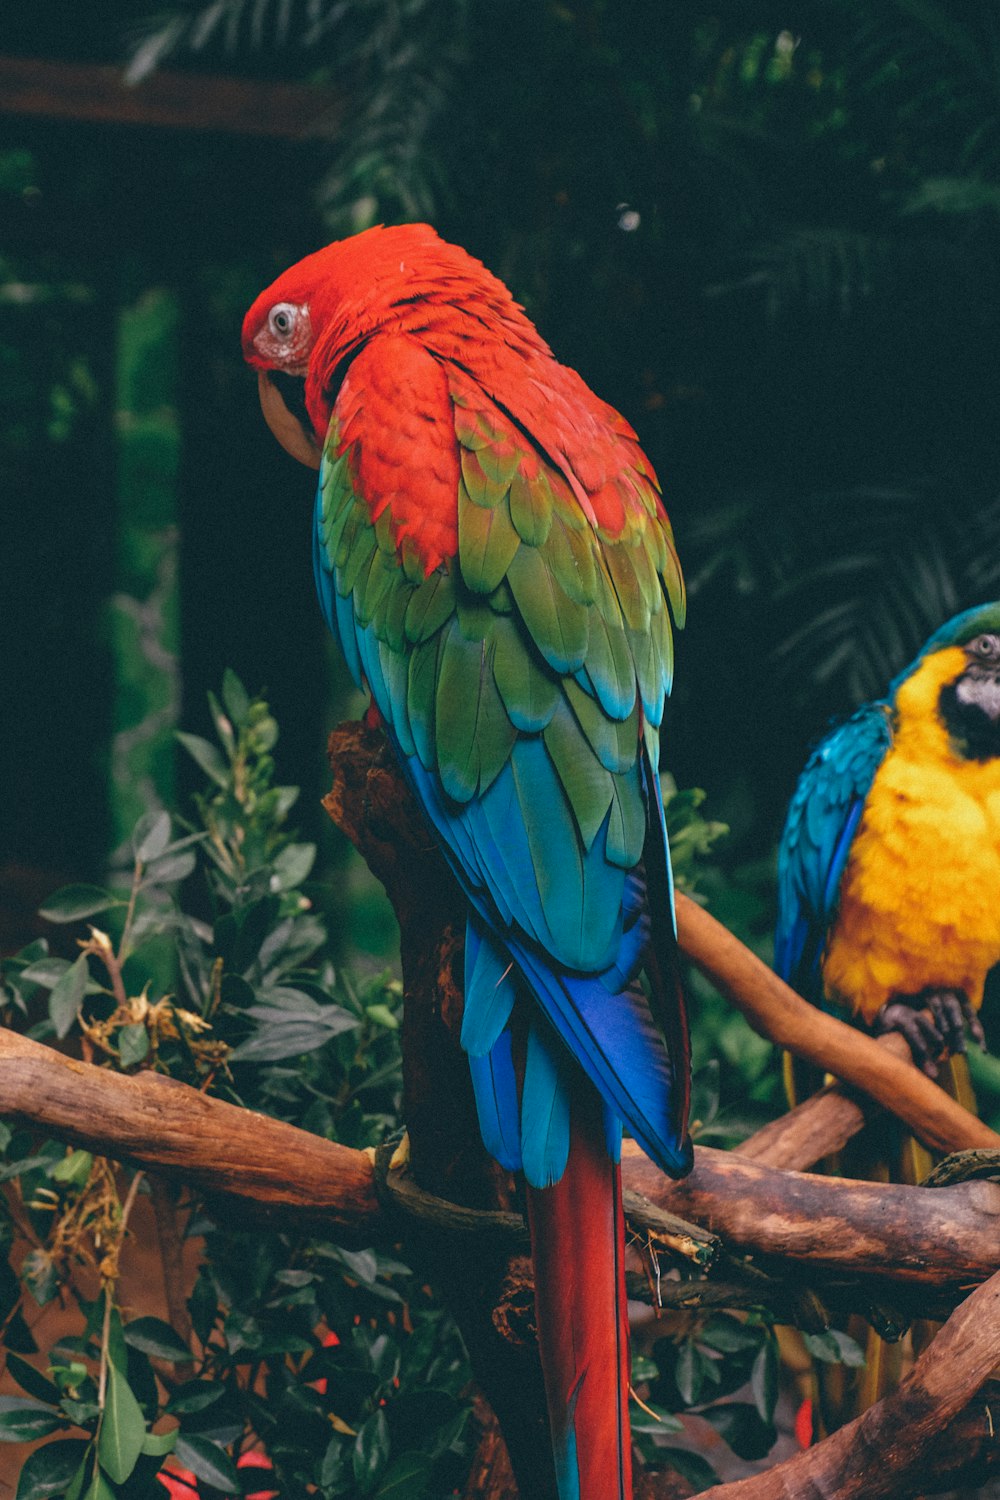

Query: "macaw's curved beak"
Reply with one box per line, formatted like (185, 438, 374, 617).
(257, 370, 322, 471)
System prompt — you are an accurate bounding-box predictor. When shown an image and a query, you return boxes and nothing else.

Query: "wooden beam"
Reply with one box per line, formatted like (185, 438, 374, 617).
(0, 55, 341, 138)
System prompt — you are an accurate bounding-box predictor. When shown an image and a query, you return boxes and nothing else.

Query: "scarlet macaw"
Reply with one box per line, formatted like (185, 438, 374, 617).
(242, 224, 691, 1500)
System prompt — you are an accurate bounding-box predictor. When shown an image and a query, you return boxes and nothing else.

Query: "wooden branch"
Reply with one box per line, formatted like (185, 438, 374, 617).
(0, 55, 342, 137)
(694, 1271, 1000, 1499)
(2, 1028, 997, 1299)
(732, 1075, 879, 1171)
(675, 892, 1000, 1156)
(0, 1028, 381, 1241)
(622, 1139, 1000, 1294)
(732, 1032, 914, 1171)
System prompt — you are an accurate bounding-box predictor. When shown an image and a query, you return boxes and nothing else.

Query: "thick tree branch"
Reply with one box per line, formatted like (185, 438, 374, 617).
(1, 1028, 997, 1299)
(0, 1028, 380, 1241)
(622, 1138, 1000, 1295)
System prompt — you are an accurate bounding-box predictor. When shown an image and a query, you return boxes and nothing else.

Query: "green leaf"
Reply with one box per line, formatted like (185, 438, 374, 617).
(106, 1306, 129, 1378)
(165, 1381, 225, 1416)
(657, 1447, 719, 1492)
(17, 958, 71, 988)
(50, 1150, 93, 1187)
(98, 1361, 146, 1483)
(0, 1154, 52, 1184)
(140, 1428, 178, 1457)
(118, 1023, 149, 1068)
(13, 1439, 90, 1499)
(222, 667, 251, 726)
(39, 886, 121, 924)
(701, 1402, 776, 1461)
(0, 1397, 64, 1442)
(334, 1246, 378, 1286)
(630, 1353, 658, 1383)
(175, 732, 228, 787)
(22, 1249, 59, 1306)
(803, 1329, 866, 1367)
(354, 1409, 390, 1493)
(673, 1340, 702, 1406)
(269, 842, 316, 891)
(320, 1435, 347, 1488)
(174, 1433, 239, 1491)
(750, 1339, 778, 1423)
(699, 1313, 762, 1355)
(124, 1317, 191, 1363)
(364, 1003, 399, 1030)
(143, 849, 198, 885)
(373, 1451, 432, 1500)
(187, 1271, 218, 1346)
(83, 1471, 114, 1500)
(134, 810, 171, 863)
(49, 956, 89, 1039)
(228, 1018, 352, 1063)
(5, 1354, 61, 1406)
(627, 1403, 684, 1435)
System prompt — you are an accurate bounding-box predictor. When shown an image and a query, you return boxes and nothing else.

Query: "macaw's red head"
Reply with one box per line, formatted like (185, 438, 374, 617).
(242, 222, 530, 472)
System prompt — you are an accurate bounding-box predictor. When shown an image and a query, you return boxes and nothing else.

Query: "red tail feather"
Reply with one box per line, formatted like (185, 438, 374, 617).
(526, 1084, 632, 1500)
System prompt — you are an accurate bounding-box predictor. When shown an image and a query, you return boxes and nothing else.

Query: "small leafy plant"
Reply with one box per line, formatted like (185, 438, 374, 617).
(0, 674, 471, 1499)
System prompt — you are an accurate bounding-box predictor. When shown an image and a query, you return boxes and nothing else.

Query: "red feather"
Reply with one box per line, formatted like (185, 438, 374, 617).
(526, 1084, 632, 1500)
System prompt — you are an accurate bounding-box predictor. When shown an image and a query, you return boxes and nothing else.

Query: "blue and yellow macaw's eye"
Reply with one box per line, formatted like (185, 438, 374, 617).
(965, 633, 1000, 664)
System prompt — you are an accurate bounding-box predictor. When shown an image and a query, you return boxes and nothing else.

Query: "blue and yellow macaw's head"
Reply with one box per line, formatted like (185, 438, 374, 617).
(890, 602, 1000, 762)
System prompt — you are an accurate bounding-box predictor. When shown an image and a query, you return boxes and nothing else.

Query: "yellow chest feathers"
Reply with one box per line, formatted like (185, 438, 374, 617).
(824, 646, 1000, 1019)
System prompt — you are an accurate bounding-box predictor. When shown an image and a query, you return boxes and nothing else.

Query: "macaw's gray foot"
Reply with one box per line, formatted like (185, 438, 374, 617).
(873, 988, 985, 1076)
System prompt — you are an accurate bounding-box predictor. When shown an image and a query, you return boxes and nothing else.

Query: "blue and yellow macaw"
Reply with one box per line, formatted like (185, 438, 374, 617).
(777, 602, 1000, 1068)
(776, 601, 999, 1424)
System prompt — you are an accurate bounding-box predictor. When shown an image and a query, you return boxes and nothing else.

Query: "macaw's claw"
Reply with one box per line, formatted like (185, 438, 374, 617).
(874, 987, 984, 1074)
(388, 1131, 411, 1173)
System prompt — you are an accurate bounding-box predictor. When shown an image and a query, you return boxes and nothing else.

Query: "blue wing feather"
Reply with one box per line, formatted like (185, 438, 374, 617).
(775, 702, 893, 1003)
(468, 1031, 522, 1172)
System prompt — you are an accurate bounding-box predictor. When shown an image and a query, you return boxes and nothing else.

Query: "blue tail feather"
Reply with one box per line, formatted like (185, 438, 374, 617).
(521, 1019, 572, 1188)
(468, 1030, 522, 1173)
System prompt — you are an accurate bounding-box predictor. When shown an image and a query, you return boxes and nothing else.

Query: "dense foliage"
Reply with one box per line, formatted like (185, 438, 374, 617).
(0, 680, 471, 1498)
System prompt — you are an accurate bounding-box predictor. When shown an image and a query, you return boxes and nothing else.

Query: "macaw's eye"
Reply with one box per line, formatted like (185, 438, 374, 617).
(268, 303, 298, 338)
(970, 633, 1000, 658)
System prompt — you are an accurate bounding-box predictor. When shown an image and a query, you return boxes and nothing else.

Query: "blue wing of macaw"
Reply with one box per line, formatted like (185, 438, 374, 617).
(775, 701, 893, 1005)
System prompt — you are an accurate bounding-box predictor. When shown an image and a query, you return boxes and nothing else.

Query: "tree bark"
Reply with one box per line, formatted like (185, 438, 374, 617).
(732, 1040, 911, 1172)
(622, 1138, 1000, 1296)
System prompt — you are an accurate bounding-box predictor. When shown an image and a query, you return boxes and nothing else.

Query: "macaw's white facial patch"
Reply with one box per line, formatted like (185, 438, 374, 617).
(956, 671, 1000, 721)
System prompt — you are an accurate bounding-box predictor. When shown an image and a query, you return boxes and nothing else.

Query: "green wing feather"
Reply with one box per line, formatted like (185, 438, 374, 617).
(317, 374, 681, 958)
